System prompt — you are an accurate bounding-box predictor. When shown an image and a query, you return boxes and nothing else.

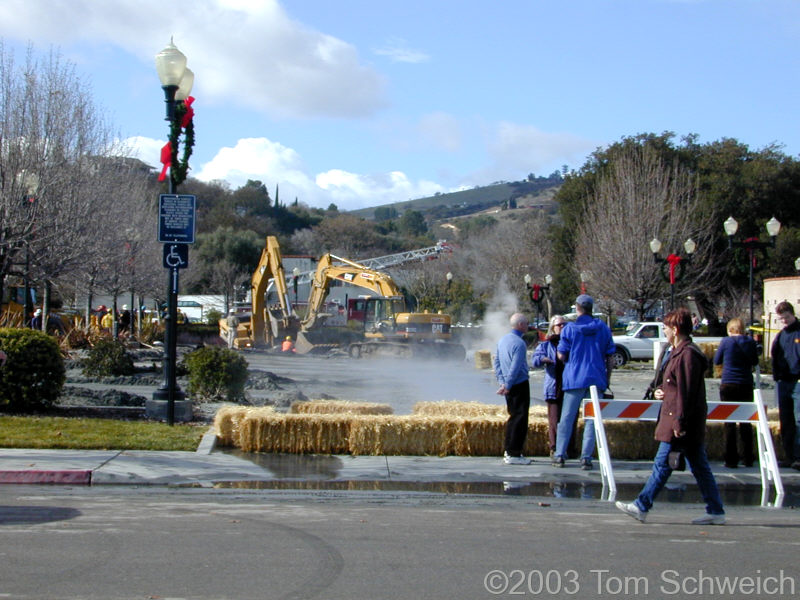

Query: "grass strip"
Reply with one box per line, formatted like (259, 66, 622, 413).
(0, 416, 206, 451)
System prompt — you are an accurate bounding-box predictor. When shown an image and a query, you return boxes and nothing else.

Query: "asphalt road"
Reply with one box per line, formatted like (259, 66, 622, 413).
(0, 486, 797, 600)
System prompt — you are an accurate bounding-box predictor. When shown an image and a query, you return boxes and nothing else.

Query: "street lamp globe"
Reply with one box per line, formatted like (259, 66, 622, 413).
(766, 216, 782, 238)
(523, 273, 531, 285)
(649, 238, 662, 254)
(292, 267, 300, 277)
(723, 216, 739, 237)
(545, 274, 553, 285)
(795, 257, 800, 273)
(175, 67, 194, 101)
(446, 272, 453, 282)
(155, 38, 187, 88)
(684, 238, 697, 255)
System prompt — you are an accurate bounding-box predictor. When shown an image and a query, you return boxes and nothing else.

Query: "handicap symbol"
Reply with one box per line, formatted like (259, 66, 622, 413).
(165, 244, 186, 268)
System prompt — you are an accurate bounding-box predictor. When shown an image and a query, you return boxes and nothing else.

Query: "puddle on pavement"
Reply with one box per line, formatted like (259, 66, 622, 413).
(218, 450, 796, 506)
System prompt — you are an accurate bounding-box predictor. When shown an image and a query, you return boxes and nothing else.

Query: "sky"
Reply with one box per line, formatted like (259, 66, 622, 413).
(0, 0, 798, 212)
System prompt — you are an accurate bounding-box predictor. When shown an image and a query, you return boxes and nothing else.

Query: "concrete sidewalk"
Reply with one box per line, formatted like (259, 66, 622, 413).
(0, 443, 796, 492)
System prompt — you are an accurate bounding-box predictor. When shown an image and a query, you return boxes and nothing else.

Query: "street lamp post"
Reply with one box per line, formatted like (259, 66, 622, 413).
(649, 237, 696, 310)
(524, 274, 551, 328)
(724, 216, 782, 332)
(152, 39, 194, 425)
(292, 267, 300, 309)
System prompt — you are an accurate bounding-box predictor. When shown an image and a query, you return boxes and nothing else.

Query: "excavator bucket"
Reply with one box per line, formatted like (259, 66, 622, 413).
(294, 330, 339, 355)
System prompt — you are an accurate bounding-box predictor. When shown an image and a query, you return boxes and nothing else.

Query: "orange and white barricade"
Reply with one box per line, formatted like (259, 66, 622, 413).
(584, 385, 783, 507)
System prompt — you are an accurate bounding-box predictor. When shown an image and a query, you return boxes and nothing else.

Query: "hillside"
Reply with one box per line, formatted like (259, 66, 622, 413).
(349, 176, 563, 221)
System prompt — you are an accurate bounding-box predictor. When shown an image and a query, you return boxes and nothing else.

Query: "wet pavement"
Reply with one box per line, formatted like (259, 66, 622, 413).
(0, 441, 795, 507)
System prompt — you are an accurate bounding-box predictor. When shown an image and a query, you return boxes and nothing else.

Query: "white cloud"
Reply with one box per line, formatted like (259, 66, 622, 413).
(184, 137, 444, 211)
(0, 0, 387, 119)
(316, 169, 444, 208)
(482, 121, 597, 179)
(373, 37, 430, 64)
(122, 136, 166, 171)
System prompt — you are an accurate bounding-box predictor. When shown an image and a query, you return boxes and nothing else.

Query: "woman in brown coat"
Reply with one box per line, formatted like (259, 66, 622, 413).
(617, 307, 725, 525)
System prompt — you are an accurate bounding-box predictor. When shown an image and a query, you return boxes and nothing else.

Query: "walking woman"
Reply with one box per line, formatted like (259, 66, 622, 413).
(617, 307, 725, 525)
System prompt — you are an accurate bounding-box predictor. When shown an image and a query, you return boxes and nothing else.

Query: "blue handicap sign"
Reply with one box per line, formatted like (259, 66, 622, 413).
(163, 243, 189, 269)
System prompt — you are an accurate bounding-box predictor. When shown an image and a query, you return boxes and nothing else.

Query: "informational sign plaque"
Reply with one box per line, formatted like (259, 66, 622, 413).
(158, 194, 196, 243)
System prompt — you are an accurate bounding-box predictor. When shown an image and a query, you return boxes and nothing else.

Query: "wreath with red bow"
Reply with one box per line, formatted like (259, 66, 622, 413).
(158, 96, 195, 186)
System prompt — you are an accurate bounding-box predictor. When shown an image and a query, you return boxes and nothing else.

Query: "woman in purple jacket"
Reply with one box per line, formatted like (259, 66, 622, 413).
(714, 318, 759, 468)
(617, 308, 725, 525)
(531, 315, 568, 458)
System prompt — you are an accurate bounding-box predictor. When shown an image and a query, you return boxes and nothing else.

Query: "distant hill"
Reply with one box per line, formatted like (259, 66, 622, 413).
(349, 176, 563, 221)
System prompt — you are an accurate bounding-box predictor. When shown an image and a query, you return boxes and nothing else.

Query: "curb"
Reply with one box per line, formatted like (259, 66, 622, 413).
(196, 430, 217, 455)
(0, 470, 91, 484)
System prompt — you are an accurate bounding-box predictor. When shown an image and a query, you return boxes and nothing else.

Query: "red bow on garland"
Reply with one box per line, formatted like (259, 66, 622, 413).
(666, 254, 683, 284)
(158, 96, 196, 183)
(158, 141, 172, 182)
(181, 96, 195, 129)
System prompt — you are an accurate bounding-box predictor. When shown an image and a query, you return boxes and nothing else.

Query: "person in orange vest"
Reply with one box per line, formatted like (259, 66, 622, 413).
(281, 336, 296, 353)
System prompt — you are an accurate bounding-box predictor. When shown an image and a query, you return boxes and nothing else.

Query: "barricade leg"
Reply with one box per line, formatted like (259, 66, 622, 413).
(754, 389, 784, 507)
(589, 386, 616, 501)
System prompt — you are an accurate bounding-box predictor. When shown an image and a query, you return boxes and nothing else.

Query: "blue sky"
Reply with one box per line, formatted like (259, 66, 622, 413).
(0, 0, 797, 210)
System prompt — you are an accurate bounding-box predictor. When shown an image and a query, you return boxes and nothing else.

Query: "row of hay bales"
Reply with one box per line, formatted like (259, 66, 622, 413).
(213, 399, 784, 460)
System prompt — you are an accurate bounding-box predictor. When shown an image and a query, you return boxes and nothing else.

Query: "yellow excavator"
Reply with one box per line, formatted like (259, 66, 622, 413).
(219, 236, 298, 349)
(295, 252, 466, 360)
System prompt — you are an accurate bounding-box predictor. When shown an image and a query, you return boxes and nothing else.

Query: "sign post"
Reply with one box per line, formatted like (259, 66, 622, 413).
(154, 194, 195, 425)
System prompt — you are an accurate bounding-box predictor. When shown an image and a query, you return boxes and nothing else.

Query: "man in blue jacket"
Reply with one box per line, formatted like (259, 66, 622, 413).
(771, 301, 800, 469)
(554, 295, 615, 470)
(494, 312, 532, 465)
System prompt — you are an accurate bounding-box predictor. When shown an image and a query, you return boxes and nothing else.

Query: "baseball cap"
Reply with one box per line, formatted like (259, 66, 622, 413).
(575, 294, 594, 308)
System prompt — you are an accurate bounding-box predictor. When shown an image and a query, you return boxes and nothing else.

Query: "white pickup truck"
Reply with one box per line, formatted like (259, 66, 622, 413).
(611, 321, 722, 367)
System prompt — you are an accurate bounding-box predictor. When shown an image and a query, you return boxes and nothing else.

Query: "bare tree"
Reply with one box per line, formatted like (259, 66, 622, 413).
(0, 43, 126, 327)
(574, 144, 719, 318)
(458, 212, 554, 305)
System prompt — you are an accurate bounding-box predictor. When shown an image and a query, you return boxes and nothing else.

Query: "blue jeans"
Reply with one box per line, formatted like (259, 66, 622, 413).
(776, 381, 800, 461)
(554, 388, 595, 461)
(634, 441, 725, 515)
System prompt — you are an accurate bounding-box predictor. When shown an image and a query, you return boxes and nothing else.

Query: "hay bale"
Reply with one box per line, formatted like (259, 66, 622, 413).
(412, 401, 506, 418)
(456, 416, 505, 456)
(239, 412, 352, 454)
(213, 405, 275, 447)
(290, 399, 393, 415)
(474, 350, 493, 369)
(349, 415, 464, 456)
(412, 401, 547, 419)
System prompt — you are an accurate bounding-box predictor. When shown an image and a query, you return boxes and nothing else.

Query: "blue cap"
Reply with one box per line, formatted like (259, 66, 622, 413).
(575, 294, 594, 308)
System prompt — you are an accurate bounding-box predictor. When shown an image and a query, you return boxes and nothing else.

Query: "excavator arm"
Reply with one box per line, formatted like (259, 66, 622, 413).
(250, 236, 296, 346)
(301, 253, 403, 331)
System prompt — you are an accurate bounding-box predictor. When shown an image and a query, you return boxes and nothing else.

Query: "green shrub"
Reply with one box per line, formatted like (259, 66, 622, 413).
(82, 338, 135, 377)
(205, 309, 222, 325)
(0, 328, 66, 410)
(184, 346, 248, 402)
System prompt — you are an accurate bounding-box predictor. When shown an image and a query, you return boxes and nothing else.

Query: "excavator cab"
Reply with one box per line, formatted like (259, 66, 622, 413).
(362, 296, 405, 337)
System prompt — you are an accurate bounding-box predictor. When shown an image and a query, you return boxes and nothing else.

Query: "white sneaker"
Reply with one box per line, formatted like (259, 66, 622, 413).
(503, 453, 532, 465)
(615, 501, 647, 523)
(691, 513, 726, 525)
